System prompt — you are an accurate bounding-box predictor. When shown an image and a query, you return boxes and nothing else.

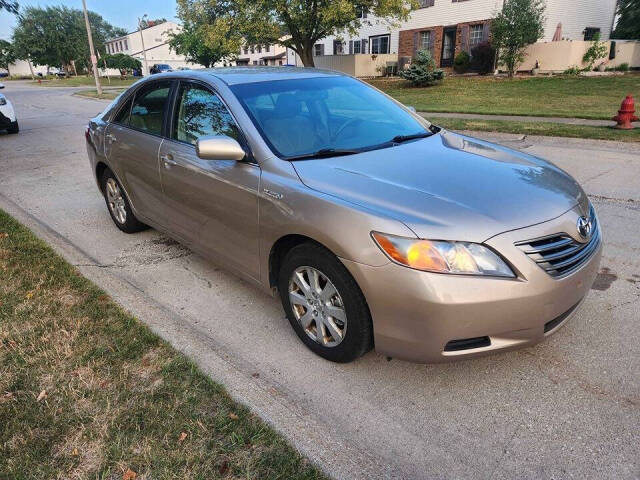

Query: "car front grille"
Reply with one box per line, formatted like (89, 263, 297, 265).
(515, 207, 600, 279)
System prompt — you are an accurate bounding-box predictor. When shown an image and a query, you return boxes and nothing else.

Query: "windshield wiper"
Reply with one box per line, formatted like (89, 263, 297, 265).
(390, 131, 434, 144)
(287, 148, 362, 161)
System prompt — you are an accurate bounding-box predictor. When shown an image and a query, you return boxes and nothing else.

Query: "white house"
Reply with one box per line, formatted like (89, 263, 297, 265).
(235, 42, 299, 67)
(105, 21, 199, 74)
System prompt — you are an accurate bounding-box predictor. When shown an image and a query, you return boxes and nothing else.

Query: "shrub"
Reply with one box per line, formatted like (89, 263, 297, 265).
(453, 51, 471, 73)
(616, 63, 630, 72)
(400, 49, 445, 87)
(470, 42, 496, 74)
(582, 34, 608, 71)
(563, 66, 582, 75)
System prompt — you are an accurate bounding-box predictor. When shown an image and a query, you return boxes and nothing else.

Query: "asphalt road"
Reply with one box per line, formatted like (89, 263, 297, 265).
(1, 81, 638, 480)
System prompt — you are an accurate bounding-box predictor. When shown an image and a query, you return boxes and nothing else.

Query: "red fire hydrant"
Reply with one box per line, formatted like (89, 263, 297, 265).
(612, 95, 638, 129)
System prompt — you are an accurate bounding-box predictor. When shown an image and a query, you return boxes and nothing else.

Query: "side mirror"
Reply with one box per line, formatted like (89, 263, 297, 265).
(407, 105, 416, 113)
(196, 135, 246, 161)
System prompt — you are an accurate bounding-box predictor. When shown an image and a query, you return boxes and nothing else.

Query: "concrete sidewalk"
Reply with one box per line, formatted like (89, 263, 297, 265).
(420, 111, 616, 127)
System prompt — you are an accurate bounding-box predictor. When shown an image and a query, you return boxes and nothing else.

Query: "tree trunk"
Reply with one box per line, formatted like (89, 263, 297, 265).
(299, 42, 315, 67)
(27, 59, 35, 80)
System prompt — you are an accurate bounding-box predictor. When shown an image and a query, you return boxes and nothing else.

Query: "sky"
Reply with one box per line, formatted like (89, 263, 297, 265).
(0, 0, 179, 40)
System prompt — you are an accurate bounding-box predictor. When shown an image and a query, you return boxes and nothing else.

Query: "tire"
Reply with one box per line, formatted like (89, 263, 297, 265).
(278, 242, 373, 363)
(7, 121, 18, 134)
(100, 168, 148, 233)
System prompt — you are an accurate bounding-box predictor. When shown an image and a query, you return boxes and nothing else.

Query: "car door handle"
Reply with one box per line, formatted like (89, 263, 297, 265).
(161, 154, 177, 168)
(106, 133, 116, 143)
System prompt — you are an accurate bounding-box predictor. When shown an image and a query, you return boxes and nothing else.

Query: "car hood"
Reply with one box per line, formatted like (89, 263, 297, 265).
(291, 131, 588, 242)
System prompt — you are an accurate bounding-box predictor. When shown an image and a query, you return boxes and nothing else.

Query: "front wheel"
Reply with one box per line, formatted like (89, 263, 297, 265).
(278, 243, 373, 363)
(7, 121, 18, 134)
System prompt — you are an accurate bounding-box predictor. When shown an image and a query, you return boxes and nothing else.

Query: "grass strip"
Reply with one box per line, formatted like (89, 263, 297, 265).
(0, 209, 325, 479)
(432, 117, 640, 143)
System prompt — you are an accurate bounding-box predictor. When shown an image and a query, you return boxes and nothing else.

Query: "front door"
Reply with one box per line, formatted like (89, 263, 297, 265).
(440, 27, 457, 67)
(106, 80, 173, 226)
(158, 81, 261, 280)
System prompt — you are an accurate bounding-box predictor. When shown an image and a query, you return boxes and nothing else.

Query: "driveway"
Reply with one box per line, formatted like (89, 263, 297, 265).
(1, 81, 638, 479)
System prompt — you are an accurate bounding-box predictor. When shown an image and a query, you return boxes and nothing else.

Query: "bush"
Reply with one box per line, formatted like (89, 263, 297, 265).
(399, 49, 445, 87)
(470, 42, 496, 74)
(453, 51, 471, 73)
(582, 34, 608, 71)
(563, 66, 582, 75)
(616, 63, 630, 72)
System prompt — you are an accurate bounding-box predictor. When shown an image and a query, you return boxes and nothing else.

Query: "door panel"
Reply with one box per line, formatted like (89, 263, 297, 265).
(106, 123, 165, 225)
(159, 81, 261, 279)
(440, 28, 456, 67)
(159, 140, 261, 279)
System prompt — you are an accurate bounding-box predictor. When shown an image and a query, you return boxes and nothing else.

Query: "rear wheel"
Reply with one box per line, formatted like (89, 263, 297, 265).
(278, 243, 373, 363)
(7, 121, 18, 134)
(100, 168, 148, 233)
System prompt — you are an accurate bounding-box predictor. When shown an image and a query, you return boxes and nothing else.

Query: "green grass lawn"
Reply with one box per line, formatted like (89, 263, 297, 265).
(432, 117, 640, 143)
(369, 73, 640, 120)
(0, 209, 325, 479)
(35, 75, 138, 88)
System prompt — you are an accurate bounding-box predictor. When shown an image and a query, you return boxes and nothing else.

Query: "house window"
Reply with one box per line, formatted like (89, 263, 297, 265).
(333, 40, 345, 55)
(584, 27, 600, 40)
(244, 46, 248, 54)
(119, 41, 123, 51)
(250, 45, 255, 53)
(420, 31, 433, 51)
(279, 60, 283, 65)
(124, 39, 128, 50)
(417, 0, 435, 7)
(353, 40, 361, 54)
(313, 43, 324, 56)
(356, 6, 368, 18)
(257, 45, 262, 53)
(370, 35, 390, 54)
(470, 24, 484, 46)
(253, 60, 258, 65)
(265, 45, 270, 52)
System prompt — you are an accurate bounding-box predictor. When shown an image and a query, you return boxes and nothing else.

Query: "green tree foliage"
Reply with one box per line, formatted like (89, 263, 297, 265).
(399, 49, 444, 87)
(103, 53, 141, 71)
(139, 17, 168, 29)
(582, 33, 608, 70)
(612, 0, 640, 40)
(11, 6, 126, 72)
(0, 39, 17, 74)
(168, 0, 241, 68)
(491, 0, 545, 77)
(0, 1, 18, 14)
(234, 0, 414, 67)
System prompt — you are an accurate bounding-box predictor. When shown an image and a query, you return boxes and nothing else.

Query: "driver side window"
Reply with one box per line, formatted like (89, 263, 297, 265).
(172, 83, 238, 145)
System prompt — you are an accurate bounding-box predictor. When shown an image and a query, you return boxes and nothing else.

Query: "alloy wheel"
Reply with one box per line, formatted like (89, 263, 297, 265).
(288, 266, 347, 347)
(105, 178, 127, 225)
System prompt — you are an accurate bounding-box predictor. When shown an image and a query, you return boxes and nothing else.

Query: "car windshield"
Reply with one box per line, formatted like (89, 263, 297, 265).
(230, 76, 432, 159)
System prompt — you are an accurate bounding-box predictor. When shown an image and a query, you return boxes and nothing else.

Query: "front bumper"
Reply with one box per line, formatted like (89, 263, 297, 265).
(342, 206, 602, 363)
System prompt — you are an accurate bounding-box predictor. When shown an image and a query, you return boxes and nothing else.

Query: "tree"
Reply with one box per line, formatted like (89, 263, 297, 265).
(139, 17, 168, 29)
(612, 0, 640, 39)
(491, 0, 545, 77)
(12, 6, 125, 73)
(103, 53, 141, 71)
(229, 0, 413, 67)
(399, 49, 444, 87)
(0, 40, 16, 74)
(168, 0, 240, 67)
(0, 1, 18, 14)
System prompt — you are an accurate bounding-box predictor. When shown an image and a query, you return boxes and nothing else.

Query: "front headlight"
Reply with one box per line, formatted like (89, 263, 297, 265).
(372, 232, 515, 277)
(0, 97, 6, 106)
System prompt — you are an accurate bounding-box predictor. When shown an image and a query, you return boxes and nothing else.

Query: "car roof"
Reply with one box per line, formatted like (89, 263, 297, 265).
(188, 66, 345, 86)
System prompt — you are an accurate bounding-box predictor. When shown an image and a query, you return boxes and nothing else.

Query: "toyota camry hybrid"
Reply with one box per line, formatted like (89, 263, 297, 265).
(85, 68, 602, 363)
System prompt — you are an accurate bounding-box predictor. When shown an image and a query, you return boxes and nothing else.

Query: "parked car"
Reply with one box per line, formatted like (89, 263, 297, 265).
(0, 83, 19, 134)
(0, 71, 9, 78)
(85, 68, 601, 363)
(150, 64, 173, 74)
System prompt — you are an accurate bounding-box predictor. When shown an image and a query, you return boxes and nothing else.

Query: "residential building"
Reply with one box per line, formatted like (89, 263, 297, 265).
(315, 0, 618, 69)
(104, 21, 199, 74)
(236, 42, 299, 66)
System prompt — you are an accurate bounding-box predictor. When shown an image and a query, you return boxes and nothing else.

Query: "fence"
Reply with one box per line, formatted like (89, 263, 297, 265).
(312, 54, 399, 77)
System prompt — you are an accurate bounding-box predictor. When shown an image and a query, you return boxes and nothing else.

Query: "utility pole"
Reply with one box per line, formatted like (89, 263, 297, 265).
(82, 0, 102, 95)
(138, 16, 149, 76)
